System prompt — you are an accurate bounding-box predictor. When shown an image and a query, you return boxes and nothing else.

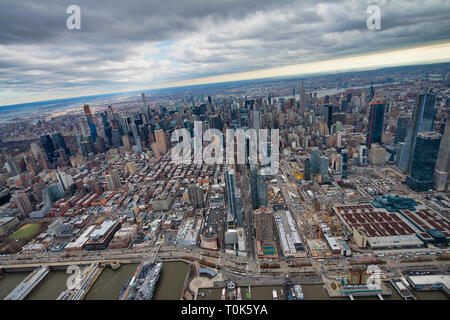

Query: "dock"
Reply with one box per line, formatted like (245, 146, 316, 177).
(57, 263, 103, 300)
(4, 266, 49, 300)
(390, 279, 416, 300)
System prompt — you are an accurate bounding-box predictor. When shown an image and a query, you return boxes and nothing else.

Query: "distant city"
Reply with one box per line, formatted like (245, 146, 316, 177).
(0, 62, 449, 301)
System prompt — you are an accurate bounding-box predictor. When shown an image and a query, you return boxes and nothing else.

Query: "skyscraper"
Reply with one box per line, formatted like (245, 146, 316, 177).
(14, 193, 33, 218)
(366, 101, 385, 148)
(406, 131, 441, 192)
(326, 105, 333, 132)
(83, 104, 98, 141)
(250, 165, 259, 210)
(105, 170, 121, 191)
(225, 168, 237, 217)
(341, 149, 349, 179)
(51, 133, 70, 157)
(257, 174, 268, 208)
(319, 156, 329, 183)
(394, 117, 409, 144)
(397, 88, 436, 172)
(304, 158, 311, 181)
(40, 134, 56, 163)
(434, 120, 450, 191)
(311, 147, 319, 174)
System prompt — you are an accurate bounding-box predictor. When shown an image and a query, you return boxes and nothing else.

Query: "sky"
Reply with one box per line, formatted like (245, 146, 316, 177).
(0, 0, 450, 106)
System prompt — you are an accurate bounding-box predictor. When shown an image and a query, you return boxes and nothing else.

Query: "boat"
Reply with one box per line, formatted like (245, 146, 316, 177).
(237, 287, 242, 300)
(119, 261, 162, 300)
(221, 288, 226, 300)
(272, 289, 278, 300)
(294, 285, 304, 300)
(245, 286, 251, 299)
(291, 288, 296, 299)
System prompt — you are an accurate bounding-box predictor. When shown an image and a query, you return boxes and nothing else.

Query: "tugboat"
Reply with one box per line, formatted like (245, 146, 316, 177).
(272, 289, 278, 300)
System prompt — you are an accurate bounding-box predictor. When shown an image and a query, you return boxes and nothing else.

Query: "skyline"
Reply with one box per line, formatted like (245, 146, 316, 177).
(0, 44, 449, 108)
(1, 0, 450, 106)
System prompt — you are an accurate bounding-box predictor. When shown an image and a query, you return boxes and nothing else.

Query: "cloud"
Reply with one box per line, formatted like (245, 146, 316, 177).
(0, 0, 449, 105)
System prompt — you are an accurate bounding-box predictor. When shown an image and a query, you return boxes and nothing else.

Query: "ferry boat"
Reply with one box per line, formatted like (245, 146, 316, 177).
(294, 285, 304, 300)
(272, 289, 278, 300)
(237, 287, 242, 300)
(221, 288, 226, 300)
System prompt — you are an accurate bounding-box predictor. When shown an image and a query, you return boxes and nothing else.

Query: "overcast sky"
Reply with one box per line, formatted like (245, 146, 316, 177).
(0, 0, 450, 106)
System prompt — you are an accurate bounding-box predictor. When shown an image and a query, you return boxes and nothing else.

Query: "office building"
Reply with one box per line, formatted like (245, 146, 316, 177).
(406, 131, 441, 192)
(311, 147, 320, 174)
(434, 120, 450, 191)
(366, 101, 385, 148)
(83, 104, 98, 141)
(14, 193, 33, 218)
(341, 149, 349, 179)
(105, 170, 121, 191)
(40, 134, 56, 163)
(397, 88, 436, 172)
(394, 117, 409, 144)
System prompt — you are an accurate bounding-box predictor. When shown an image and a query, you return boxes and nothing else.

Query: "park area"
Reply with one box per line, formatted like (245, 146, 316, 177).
(9, 223, 41, 240)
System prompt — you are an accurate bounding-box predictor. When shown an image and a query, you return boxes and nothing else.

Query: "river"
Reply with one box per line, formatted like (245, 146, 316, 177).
(0, 262, 447, 300)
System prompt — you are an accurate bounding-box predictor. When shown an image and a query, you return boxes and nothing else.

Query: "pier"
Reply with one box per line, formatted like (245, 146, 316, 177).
(4, 266, 49, 300)
(390, 279, 416, 300)
(57, 263, 103, 300)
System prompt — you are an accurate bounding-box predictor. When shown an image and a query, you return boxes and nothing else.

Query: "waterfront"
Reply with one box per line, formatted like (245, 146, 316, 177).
(26, 270, 70, 300)
(0, 272, 28, 300)
(153, 261, 189, 300)
(0, 262, 448, 300)
(85, 264, 138, 300)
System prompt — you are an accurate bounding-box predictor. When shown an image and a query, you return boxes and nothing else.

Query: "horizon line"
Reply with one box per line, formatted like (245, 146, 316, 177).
(1, 41, 450, 108)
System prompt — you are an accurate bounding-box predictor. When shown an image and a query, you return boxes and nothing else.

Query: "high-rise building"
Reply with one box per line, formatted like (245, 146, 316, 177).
(358, 144, 368, 166)
(56, 171, 74, 192)
(319, 156, 329, 183)
(131, 124, 143, 153)
(311, 147, 320, 174)
(406, 131, 441, 192)
(105, 170, 121, 191)
(5, 158, 21, 176)
(250, 165, 259, 210)
(304, 158, 311, 180)
(40, 134, 56, 163)
(434, 120, 450, 191)
(326, 105, 333, 131)
(14, 193, 33, 218)
(366, 101, 385, 148)
(153, 126, 167, 156)
(52, 133, 70, 156)
(397, 88, 436, 172)
(341, 149, 349, 179)
(257, 174, 268, 208)
(83, 104, 98, 141)
(24, 154, 39, 176)
(188, 185, 204, 208)
(394, 117, 409, 144)
(225, 168, 237, 217)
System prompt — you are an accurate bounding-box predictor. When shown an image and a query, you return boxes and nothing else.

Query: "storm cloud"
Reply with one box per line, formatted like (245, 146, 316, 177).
(0, 0, 449, 105)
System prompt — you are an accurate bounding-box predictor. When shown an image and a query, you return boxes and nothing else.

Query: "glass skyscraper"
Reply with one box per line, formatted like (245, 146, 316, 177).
(406, 131, 441, 192)
(397, 88, 436, 172)
(366, 101, 385, 148)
